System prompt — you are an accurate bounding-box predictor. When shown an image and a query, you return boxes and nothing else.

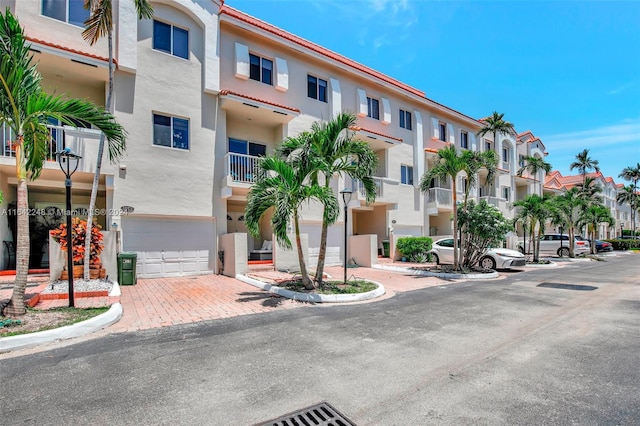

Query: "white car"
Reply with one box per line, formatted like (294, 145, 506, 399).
(518, 234, 590, 257)
(430, 238, 526, 270)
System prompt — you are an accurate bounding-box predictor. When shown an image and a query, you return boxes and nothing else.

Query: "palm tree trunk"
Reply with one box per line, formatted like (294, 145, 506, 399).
(83, 28, 114, 279)
(293, 209, 313, 289)
(314, 182, 331, 283)
(6, 139, 29, 316)
(568, 226, 575, 258)
(452, 178, 459, 271)
(535, 224, 542, 262)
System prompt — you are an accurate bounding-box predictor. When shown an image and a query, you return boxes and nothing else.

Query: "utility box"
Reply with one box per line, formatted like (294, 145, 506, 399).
(117, 252, 137, 285)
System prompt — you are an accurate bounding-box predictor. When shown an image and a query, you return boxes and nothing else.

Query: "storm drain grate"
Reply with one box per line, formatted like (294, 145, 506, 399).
(537, 282, 598, 291)
(255, 401, 356, 426)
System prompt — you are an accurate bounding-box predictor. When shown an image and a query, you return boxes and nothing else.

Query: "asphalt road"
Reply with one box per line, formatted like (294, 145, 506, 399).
(1, 255, 639, 425)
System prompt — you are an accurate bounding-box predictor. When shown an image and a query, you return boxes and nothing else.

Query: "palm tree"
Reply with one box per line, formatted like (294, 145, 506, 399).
(245, 143, 339, 290)
(578, 205, 615, 254)
(551, 188, 585, 258)
(0, 11, 127, 316)
(477, 111, 515, 153)
(512, 194, 551, 262)
(80, 0, 153, 280)
(517, 155, 552, 196)
(419, 145, 468, 270)
(616, 185, 639, 237)
(570, 149, 600, 186)
(618, 163, 640, 237)
(276, 112, 377, 283)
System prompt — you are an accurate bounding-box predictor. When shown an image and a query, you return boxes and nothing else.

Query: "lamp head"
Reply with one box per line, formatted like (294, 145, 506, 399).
(340, 188, 353, 205)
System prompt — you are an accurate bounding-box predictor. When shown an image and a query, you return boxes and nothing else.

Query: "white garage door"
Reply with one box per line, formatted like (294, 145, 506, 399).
(121, 217, 215, 278)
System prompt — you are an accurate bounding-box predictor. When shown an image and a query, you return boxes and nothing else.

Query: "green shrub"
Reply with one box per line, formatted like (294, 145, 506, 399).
(396, 237, 433, 260)
(605, 239, 640, 250)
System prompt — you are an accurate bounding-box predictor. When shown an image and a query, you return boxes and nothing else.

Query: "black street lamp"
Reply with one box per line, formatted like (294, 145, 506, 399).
(340, 188, 353, 284)
(56, 148, 82, 308)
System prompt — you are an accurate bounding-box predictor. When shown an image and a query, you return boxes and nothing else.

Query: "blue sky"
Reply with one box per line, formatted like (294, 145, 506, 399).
(228, 0, 640, 183)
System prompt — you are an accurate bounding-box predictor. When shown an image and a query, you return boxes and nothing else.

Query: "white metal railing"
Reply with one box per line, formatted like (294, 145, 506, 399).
(1, 123, 64, 160)
(358, 177, 383, 198)
(226, 152, 260, 184)
(427, 187, 452, 206)
(480, 196, 500, 207)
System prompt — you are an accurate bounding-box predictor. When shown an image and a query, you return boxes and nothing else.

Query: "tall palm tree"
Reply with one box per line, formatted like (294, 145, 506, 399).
(570, 149, 600, 186)
(419, 145, 467, 270)
(245, 143, 339, 290)
(578, 205, 615, 254)
(517, 155, 552, 196)
(80, 0, 153, 279)
(512, 194, 551, 262)
(551, 188, 585, 258)
(575, 175, 604, 209)
(477, 111, 515, 153)
(0, 11, 126, 316)
(276, 112, 377, 283)
(616, 185, 639, 237)
(618, 163, 640, 237)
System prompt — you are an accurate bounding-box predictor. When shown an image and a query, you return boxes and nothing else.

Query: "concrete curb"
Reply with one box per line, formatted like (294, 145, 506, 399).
(523, 261, 558, 268)
(0, 303, 123, 353)
(237, 274, 385, 303)
(372, 264, 499, 280)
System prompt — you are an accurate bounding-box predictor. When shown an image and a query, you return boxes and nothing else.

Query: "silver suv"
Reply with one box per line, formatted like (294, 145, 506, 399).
(518, 233, 590, 257)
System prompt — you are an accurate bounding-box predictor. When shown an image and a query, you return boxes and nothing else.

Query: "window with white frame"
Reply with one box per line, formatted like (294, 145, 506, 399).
(307, 75, 327, 102)
(399, 109, 412, 130)
(459, 176, 469, 193)
(438, 122, 446, 141)
(485, 139, 492, 152)
(502, 147, 510, 163)
(367, 97, 380, 120)
(401, 165, 414, 185)
(460, 131, 469, 149)
(153, 113, 189, 150)
(41, 0, 89, 27)
(501, 186, 510, 201)
(249, 53, 273, 85)
(518, 154, 525, 168)
(153, 20, 189, 59)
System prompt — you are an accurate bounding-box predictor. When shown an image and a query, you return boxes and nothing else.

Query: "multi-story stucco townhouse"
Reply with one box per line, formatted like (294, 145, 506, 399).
(3, 1, 632, 280)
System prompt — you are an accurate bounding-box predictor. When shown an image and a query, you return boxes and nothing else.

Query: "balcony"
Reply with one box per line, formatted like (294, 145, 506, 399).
(426, 187, 452, 215)
(353, 177, 401, 207)
(221, 153, 262, 199)
(357, 177, 383, 198)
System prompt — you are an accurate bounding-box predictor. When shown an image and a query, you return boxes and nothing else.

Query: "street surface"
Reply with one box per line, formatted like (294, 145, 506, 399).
(1, 255, 639, 425)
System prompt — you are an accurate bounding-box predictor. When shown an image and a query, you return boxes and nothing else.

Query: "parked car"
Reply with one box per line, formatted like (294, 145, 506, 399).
(594, 240, 613, 252)
(518, 233, 590, 257)
(429, 238, 526, 270)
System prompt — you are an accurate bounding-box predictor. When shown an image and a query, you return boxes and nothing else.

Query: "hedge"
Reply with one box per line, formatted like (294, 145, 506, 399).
(395, 237, 433, 261)
(604, 239, 640, 250)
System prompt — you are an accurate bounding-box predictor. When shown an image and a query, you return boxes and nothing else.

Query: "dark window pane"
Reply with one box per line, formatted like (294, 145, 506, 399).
(249, 54, 260, 81)
(406, 112, 412, 130)
(372, 99, 379, 120)
(408, 167, 414, 185)
(318, 79, 327, 102)
(439, 123, 446, 141)
(248, 143, 266, 157)
(229, 138, 247, 154)
(153, 20, 171, 54)
(261, 58, 273, 85)
(172, 26, 189, 59)
(68, 0, 89, 26)
(172, 117, 189, 150)
(42, 0, 65, 21)
(307, 75, 317, 99)
(399, 110, 405, 128)
(153, 114, 171, 147)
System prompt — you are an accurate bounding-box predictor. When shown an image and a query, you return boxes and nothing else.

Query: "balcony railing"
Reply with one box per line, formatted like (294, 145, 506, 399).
(226, 153, 260, 184)
(358, 177, 383, 199)
(479, 196, 500, 207)
(1, 123, 65, 160)
(427, 188, 452, 206)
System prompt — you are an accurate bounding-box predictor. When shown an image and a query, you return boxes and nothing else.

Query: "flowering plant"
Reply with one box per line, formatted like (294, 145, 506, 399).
(50, 218, 104, 265)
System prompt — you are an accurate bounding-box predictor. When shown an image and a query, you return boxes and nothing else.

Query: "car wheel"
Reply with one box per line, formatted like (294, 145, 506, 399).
(432, 254, 440, 265)
(558, 247, 570, 257)
(480, 256, 496, 270)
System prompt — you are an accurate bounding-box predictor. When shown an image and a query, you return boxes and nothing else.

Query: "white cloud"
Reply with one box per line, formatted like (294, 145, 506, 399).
(541, 120, 640, 153)
(608, 81, 637, 95)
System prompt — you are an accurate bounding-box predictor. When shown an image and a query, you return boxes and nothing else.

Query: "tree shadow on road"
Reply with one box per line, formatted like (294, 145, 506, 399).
(235, 291, 293, 307)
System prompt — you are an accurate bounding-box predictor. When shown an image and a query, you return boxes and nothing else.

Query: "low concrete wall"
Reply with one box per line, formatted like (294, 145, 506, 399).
(49, 231, 117, 282)
(349, 234, 377, 267)
(219, 233, 248, 278)
(275, 233, 309, 273)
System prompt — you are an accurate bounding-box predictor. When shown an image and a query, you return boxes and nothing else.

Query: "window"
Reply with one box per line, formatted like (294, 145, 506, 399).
(502, 186, 510, 201)
(459, 177, 469, 193)
(367, 97, 380, 120)
(438, 122, 446, 141)
(485, 139, 492, 152)
(153, 113, 189, 150)
(153, 20, 189, 59)
(307, 75, 327, 102)
(401, 165, 414, 185)
(399, 109, 412, 130)
(502, 147, 510, 163)
(460, 131, 469, 149)
(249, 53, 273, 85)
(228, 138, 266, 156)
(42, 0, 89, 27)
(519, 155, 525, 168)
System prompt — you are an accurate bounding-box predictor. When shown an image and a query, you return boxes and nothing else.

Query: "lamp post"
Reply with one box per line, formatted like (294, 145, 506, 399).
(56, 148, 82, 308)
(340, 188, 353, 284)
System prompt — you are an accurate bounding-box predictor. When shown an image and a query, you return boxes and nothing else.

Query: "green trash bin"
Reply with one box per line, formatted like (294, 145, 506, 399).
(117, 252, 137, 285)
(382, 240, 390, 258)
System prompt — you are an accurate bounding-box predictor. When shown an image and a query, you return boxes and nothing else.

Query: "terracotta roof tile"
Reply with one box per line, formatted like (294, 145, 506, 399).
(219, 89, 300, 113)
(350, 126, 403, 143)
(26, 36, 113, 65)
